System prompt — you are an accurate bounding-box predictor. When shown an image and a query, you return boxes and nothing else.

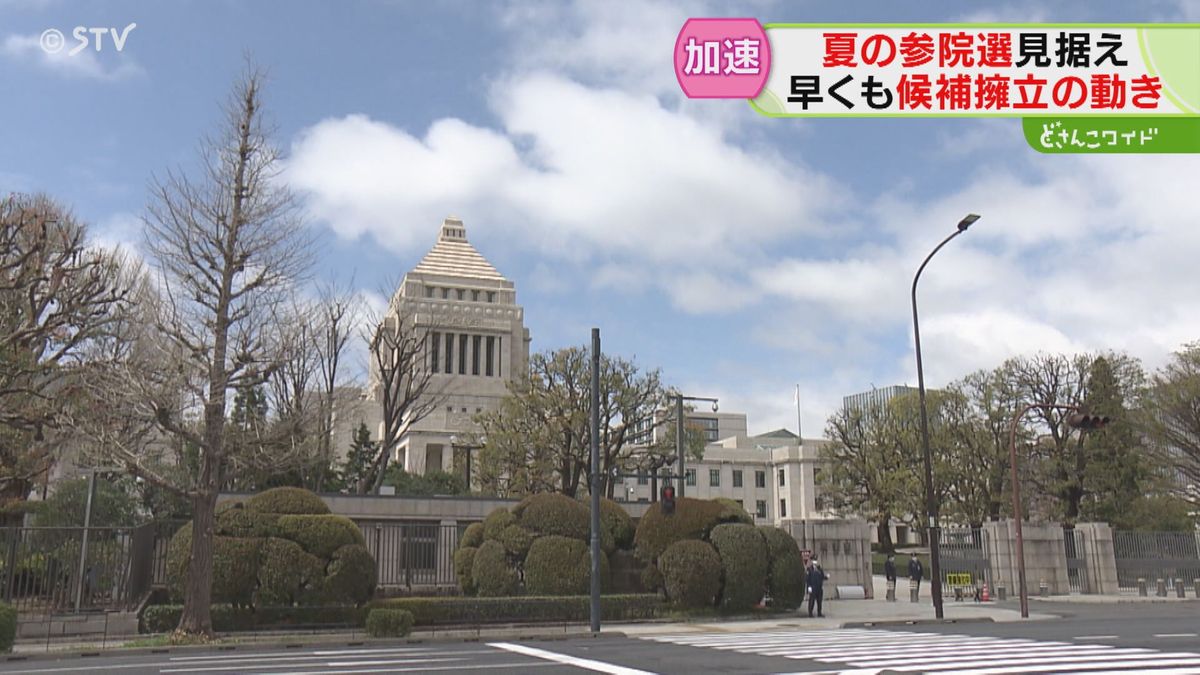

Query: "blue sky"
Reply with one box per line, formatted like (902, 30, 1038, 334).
(3, 0, 1198, 437)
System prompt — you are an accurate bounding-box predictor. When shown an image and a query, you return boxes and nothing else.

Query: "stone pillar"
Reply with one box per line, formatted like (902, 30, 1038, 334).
(1074, 522, 1119, 594)
(984, 519, 1071, 596)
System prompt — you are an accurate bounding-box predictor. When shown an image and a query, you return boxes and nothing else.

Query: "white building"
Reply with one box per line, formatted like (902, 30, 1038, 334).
(618, 412, 828, 526)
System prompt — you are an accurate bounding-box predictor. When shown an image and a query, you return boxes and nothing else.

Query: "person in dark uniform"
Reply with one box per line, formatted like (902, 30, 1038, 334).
(884, 554, 897, 584)
(909, 552, 924, 595)
(806, 556, 829, 617)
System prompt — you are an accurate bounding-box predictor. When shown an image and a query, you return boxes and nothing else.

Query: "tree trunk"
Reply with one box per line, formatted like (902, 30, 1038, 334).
(877, 518, 895, 553)
(178, 488, 217, 635)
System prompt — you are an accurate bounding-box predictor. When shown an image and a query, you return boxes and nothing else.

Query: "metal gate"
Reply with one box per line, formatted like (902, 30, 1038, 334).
(1063, 527, 1089, 593)
(361, 521, 466, 589)
(1113, 530, 1200, 591)
(938, 528, 991, 593)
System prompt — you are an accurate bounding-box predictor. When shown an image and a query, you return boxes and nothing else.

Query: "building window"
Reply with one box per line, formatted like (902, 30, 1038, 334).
(755, 470, 766, 488)
(429, 332, 440, 372)
(425, 286, 435, 298)
(778, 468, 785, 487)
(779, 499, 787, 518)
(457, 289, 465, 300)
(487, 291, 496, 303)
(485, 336, 495, 377)
(472, 335, 482, 375)
(755, 500, 767, 518)
(441, 288, 450, 299)
(444, 333, 454, 374)
(692, 416, 720, 442)
(458, 334, 468, 375)
(496, 337, 502, 377)
(732, 470, 743, 488)
(637, 471, 648, 486)
(471, 290, 480, 301)
(685, 469, 696, 486)
(709, 469, 720, 487)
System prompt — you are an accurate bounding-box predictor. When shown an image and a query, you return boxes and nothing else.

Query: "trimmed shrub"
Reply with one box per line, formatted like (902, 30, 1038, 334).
(460, 522, 484, 549)
(709, 523, 767, 611)
(245, 487, 330, 515)
(496, 524, 535, 559)
(524, 535, 610, 596)
(211, 537, 262, 607)
(257, 537, 325, 606)
(639, 561, 663, 593)
(758, 526, 804, 608)
(599, 498, 634, 553)
(366, 608, 414, 637)
(369, 594, 663, 626)
(324, 544, 377, 606)
(471, 540, 517, 597)
(482, 508, 516, 541)
(633, 497, 743, 564)
(658, 539, 722, 609)
(275, 515, 365, 559)
(513, 493, 589, 541)
(768, 556, 805, 609)
(215, 505, 279, 538)
(714, 498, 754, 525)
(165, 522, 193, 603)
(454, 546, 477, 595)
(0, 602, 15, 653)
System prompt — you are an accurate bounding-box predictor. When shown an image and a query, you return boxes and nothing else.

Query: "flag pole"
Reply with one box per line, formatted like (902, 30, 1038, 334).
(795, 384, 803, 445)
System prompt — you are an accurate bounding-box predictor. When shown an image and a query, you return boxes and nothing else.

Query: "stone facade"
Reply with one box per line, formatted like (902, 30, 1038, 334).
(353, 217, 531, 475)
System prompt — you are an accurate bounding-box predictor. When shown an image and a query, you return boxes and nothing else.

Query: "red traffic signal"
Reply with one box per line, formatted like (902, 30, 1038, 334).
(660, 485, 675, 515)
(1066, 413, 1110, 430)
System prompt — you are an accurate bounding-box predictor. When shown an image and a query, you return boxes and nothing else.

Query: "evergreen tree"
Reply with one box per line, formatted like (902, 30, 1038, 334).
(340, 423, 377, 492)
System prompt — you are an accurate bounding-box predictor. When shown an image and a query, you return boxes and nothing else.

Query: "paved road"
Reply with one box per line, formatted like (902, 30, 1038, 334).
(3, 603, 1198, 674)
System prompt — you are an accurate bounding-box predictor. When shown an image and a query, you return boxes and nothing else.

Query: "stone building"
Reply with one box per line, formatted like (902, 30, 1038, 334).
(335, 217, 530, 476)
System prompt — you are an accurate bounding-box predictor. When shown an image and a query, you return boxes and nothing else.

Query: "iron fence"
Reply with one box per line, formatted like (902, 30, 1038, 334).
(936, 527, 991, 592)
(1063, 527, 1089, 593)
(360, 521, 467, 589)
(1113, 530, 1200, 591)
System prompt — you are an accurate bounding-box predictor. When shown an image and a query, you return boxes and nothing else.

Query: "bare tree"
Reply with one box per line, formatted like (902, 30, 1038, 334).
(0, 194, 133, 502)
(361, 304, 442, 493)
(310, 283, 360, 491)
(93, 67, 312, 637)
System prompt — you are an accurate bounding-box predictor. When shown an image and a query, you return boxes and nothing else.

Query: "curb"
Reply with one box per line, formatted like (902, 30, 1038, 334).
(6, 629, 628, 664)
(842, 617, 996, 628)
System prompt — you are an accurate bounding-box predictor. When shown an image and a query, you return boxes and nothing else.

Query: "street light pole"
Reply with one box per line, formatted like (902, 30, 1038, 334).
(912, 213, 979, 620)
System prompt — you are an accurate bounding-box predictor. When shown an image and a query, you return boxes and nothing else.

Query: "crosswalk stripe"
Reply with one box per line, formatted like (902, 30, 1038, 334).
(642, 627, 1200, 674)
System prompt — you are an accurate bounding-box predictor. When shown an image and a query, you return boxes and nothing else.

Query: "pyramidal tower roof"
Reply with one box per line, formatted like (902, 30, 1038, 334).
(410, 217, 506, 282)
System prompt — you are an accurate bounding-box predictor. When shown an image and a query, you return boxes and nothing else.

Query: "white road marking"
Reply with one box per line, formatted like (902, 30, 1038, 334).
(161, 656, 466, 672)
(489, 641, 658, 675)
(1074, 634, 1119, 640)
(247, 662, 558, 675)
(1157, 633, 1200, 638)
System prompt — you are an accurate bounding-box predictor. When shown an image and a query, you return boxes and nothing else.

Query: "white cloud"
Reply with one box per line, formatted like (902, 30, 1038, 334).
(2, 31, 142, 81)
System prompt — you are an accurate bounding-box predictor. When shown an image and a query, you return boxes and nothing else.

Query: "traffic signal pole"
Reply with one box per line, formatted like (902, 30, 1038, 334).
(589, 328, 601, 633)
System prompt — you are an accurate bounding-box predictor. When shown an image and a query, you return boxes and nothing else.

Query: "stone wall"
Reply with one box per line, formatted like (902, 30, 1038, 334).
(778, 518, 874, 598)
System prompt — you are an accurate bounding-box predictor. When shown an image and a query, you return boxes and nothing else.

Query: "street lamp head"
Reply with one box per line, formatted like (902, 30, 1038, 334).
(711, 400, 719, 413)
(957, 213, 981, 231)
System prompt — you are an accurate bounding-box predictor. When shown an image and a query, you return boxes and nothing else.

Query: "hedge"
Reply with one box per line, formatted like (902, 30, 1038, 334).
(639, 562, 663, 594)
(633, 497, 745, 564)
(141, 605, 367, 634)
(245, 487, 330, 515)
(366, 608, 414, 637)
(211, 537, 262, 607)
(0, 602, 15, 653)
(714, 498, 753, 524)
(369, 594, 663, 626)
(460, 522, 484, 549)
(513, 493, 589, 541)
(709, 523, 767, 611)
(453, 546, 477, 596)
(275, 515, 365, 559)
(658, 539, 722, 609)
(482, 508, 517, 541)
(524, 535, 609, 596)
(324, 544, 378, 606)
(471, 540, 517, 597)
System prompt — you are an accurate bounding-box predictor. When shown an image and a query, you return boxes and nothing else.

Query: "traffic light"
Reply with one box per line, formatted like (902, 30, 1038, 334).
(660, 485, 675, 515)
(1066, 412, 1110, 430)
